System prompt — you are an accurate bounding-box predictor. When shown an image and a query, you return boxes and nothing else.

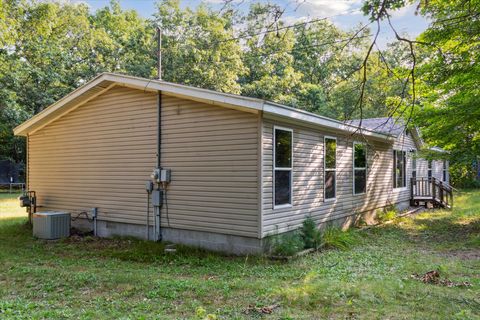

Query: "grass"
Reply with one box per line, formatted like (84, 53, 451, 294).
(0, 192, 26, 219)
(0, 190, 479, 319)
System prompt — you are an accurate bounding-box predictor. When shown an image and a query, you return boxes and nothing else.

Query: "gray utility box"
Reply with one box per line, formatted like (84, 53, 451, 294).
(32, 212, 71, 240)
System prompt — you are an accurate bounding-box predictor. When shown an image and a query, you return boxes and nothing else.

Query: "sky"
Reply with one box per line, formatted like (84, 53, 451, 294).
(73, 0, 430, 48)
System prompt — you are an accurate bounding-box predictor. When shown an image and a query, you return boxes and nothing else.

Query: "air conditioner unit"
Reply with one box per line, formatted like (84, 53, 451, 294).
(32, 212, 71, 240)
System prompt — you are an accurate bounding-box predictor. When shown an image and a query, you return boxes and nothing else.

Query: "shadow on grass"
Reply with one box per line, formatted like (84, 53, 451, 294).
(0, 217, 31, 240)
(0, 216, 258, 267)
(361, 207, 480, 253)
(1, 199, 478, 267)
(410, 214, 480, 247)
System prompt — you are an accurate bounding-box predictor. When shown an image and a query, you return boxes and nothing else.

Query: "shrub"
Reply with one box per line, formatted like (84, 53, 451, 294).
(320, 227, 357, 250)
(301, 217, 322, 249)
(268, 231, 304, 257)
(377, 206, 397, 223)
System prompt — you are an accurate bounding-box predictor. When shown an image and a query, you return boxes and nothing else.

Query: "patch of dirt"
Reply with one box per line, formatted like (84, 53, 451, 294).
(440, 249, 480, 261)
(70, 227, 94, 237)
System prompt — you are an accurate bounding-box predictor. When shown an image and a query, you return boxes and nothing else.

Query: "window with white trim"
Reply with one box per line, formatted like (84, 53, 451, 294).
(274, 127, 292, 207)
(393, 150, 406, 188)
(353, 143, 367, 194)
(324, 137, 337, 199)
(428, 160, 433, 180)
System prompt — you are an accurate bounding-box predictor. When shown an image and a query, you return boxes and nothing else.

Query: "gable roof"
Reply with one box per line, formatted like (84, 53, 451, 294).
(349, 117, 425, 149)
(14, 73, 394, 142)
(348, 117, 406, 136)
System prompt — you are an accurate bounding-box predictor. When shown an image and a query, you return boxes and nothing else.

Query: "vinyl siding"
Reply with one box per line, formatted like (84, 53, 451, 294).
(28, 86, 260, 238)
(161, 95, 259, 237)
(261, 119, 424, 236)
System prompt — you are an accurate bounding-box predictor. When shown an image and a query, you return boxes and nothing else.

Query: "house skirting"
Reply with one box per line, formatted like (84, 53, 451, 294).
(71, 219, 263, 255)
(71, 200, 411, 255)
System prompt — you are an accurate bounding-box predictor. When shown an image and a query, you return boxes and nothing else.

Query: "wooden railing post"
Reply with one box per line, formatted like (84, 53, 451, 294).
(432, 177, 436, 202)
(410, 178, 414, 196)
(450, 189, 453, 208)
(439, 180, 444, 206)
(421, 177, 425, 196)
(410, 177, 415, 206)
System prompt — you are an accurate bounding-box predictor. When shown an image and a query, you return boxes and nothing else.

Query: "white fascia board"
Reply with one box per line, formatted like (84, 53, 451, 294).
(263, 102, 394, 142)
(13, 74, 109, 136)
(14, 71, 394, 141)
(411, 126, 425, 149)
(103, 73, 265, 111)
(14, 73, 266, 136)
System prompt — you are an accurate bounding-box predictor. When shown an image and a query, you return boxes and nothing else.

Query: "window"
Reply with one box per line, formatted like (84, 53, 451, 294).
(393, 150, 406, 188)
(274, 127, 292, 207)
(442, 160, 447, 181)
(411, 152, 417, 180)
(353, 143, 367, 194)
(324, 137, 337, 200)
(428, 160, 433, 180)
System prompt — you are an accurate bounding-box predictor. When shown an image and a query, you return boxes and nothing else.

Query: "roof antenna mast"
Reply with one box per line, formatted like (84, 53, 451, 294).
(156, 26, 162, 80)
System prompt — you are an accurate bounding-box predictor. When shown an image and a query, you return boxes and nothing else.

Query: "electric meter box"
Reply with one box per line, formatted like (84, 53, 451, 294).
(160, 169, 171, 183)
(150, 168, 171, 183)
(32, 211, 71, 240)
(152, 190, 163, 207)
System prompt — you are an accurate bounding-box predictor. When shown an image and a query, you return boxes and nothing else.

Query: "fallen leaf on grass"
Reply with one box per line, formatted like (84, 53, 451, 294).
(245, 303, 280, 315)
(411, 270, 472, 287)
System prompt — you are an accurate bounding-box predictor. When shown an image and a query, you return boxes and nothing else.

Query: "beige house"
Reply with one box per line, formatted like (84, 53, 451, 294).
(14, 73, 450, 253)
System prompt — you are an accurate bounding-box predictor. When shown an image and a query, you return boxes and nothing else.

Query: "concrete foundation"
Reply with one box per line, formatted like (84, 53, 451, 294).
(71, 218, 263, 255)
(71, 200, 412, 255)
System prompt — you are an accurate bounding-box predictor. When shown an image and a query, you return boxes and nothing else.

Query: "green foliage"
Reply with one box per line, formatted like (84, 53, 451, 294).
(320, 227, 357, 250)
(0, 0, 156, 161)
(268, 230, 304, 257)
(414, 0, 480, 186)
(0, 191, 479, 318)
(301, 216, 322, 249)
(0, 0, 400, 163)
(2, 0, 477, 190)
(377, 205, 398, 223)
(154, 0, 244, 93)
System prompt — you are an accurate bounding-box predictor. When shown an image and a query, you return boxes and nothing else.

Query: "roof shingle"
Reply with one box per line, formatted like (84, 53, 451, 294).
(348, 117, 406, 137)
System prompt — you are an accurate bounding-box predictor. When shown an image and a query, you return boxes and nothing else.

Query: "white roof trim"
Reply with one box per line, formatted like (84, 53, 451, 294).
(14, 72, 393, 141)
(410, 126, 425, 149)
(263, 102, 394, 141)
(102, 73, 265, 111)
(14, 75, 111, 136)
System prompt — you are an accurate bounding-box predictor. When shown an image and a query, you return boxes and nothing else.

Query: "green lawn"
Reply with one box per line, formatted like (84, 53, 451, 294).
(0, 191, 479, 319)
(0, 192, 26, 219)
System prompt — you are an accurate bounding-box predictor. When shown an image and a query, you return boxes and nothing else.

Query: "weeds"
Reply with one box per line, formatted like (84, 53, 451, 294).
(267, 230, 304, 257)
(271, 219, 359, 255)
(377, 205, 398, 223)
(320, 227, 357, 250)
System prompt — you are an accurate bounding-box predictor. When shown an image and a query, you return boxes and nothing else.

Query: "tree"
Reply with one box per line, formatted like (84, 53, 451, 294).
(238, 3, 304, 104)
(415, 0, 480, 186)
(361, 0, 480, 186)
(0, 0, 158, 161)
(154, 0, 245, 93)
(90, 0, 157, 78)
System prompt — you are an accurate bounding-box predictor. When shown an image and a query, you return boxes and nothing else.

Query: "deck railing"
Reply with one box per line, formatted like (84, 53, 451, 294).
(410, 177, 453, 208)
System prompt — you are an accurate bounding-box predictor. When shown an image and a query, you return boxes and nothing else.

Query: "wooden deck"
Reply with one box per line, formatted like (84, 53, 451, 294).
(410, 177, 453, 209)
